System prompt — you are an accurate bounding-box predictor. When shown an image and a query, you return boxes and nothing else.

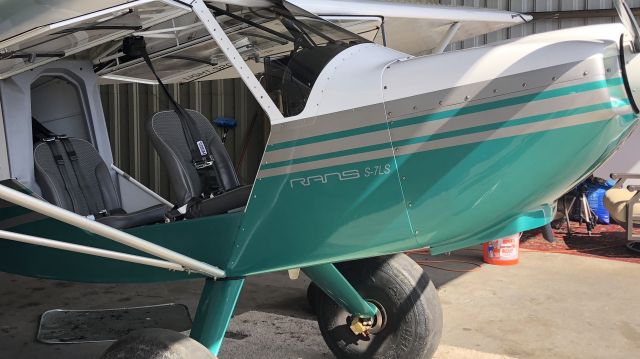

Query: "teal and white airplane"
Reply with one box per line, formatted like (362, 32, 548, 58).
(0, 0, 638, 358)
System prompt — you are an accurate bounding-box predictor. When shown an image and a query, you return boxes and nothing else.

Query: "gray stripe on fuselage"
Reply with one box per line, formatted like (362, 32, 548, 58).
(259, 107, 630, 178)
(263, 88, 615, 165)
(388, 87, 619, 144)
(258, 57, 625, 178)
(382, 59, 602, 120)
(394, 107, 629, 156)
(267, 59, 604, 147)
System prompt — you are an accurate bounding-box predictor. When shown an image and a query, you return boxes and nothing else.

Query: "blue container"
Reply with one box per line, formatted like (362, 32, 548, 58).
(586, 179, 615, 224)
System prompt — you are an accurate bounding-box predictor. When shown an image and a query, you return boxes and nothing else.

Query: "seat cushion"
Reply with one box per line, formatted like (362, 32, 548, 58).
(185, 185, 251, 219)
(603, 188, 640, 224)
(34, 139, 121, 215)
(97, 204, 168, 229)
(34, 138, 167, 229)
(147, 110, 240, 205)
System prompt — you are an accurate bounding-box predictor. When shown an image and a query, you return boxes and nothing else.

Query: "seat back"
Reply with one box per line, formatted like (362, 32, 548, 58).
(33, 138, 121, 216)
(147, 109, 240, 205)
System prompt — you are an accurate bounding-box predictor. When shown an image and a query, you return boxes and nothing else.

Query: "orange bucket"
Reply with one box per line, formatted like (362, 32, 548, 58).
(482, 233, 521, 265)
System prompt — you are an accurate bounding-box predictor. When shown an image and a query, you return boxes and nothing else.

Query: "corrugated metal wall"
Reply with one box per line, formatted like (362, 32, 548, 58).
(100, 0, 635, 200)
(99, 79, 267, 202)
(441, 0, 640, 50)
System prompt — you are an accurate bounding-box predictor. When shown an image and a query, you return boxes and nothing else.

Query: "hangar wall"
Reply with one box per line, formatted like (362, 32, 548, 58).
(441, 0, 640, 50)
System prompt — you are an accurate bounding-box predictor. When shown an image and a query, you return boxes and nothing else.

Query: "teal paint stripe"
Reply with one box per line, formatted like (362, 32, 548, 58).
(389, 78, 624, 131)
(392, 100, 630, 147)
(267, 78, 623, 152)
(261, 100, 629, 170)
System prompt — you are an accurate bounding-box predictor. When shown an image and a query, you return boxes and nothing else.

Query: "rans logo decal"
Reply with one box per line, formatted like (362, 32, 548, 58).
(290, 163, 392, 188)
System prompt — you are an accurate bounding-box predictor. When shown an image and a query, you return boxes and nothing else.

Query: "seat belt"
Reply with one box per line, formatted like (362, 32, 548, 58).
(45, 140, 82, 213)
(59, 137, 108, 216)
(123, 36, 218, 198)
(32, 118, 107, 217)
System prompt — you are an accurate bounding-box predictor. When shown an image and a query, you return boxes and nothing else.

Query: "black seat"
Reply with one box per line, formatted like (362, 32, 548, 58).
(147, 110, 250, 218)
(33, 137, 168, 229)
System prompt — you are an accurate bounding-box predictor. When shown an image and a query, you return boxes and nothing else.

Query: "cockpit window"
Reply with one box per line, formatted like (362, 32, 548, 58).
(257, 2, 371, 116)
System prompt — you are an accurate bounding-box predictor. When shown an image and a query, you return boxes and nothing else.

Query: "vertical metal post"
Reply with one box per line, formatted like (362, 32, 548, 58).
(380, 20, 387, 47)
(433, 22, 460, 54)
(190, 278, 245, 355)
(303, 264, 377, 318)
(191, 0, 283, 123)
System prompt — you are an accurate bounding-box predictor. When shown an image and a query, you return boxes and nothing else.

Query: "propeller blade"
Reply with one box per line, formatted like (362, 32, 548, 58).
(614, 0, 640, 51)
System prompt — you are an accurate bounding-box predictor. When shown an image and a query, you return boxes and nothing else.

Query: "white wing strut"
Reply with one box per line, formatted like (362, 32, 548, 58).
(191, 0, 284, 122)
(0, 183, 226, 278)
(433, 22, 460, 54)
(0, 230, 186, 272)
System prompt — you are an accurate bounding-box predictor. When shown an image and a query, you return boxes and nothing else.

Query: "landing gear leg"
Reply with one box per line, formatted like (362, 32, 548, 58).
(310, 254, 443, 359)
(190, 277, 245, 356)
(303, 263, 377, 318)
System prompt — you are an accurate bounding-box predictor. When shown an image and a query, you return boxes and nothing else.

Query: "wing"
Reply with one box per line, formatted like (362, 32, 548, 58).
(0, 0, 529, 84)
(291, 0, 532, 55)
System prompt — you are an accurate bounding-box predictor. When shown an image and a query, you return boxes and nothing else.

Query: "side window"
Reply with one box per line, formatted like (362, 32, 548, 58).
(31, 76, 90, 141)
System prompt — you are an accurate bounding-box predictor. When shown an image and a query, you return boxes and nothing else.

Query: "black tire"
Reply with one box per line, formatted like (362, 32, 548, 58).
(307, 282, 321, 313)
(316, 253, 443, 359)
(99, 328, 216, 359)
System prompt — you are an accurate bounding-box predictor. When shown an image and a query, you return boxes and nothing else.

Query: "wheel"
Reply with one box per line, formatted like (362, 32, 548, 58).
(315, 253, 443, 359)
(99, 328, 216, 359)
(307, 282, 321, 313)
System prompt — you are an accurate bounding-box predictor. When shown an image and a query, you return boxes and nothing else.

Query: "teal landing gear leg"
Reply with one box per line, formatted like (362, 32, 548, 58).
(190, 277, 244, 356)
(303, 263, 377, 318)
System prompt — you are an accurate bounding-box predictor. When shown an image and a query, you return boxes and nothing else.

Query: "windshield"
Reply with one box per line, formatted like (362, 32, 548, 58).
(256, 2, 372, 116)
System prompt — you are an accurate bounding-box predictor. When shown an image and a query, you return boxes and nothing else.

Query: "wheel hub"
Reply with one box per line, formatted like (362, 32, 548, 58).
(348, 300, 386, 336)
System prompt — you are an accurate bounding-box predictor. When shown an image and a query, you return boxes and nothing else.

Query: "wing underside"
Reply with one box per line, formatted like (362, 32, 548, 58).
(0, 0, 530, 84)
(292, 0, 531, 55)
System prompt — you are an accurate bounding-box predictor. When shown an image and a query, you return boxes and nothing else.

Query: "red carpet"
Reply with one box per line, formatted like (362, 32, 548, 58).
(520, 221, 640, 264)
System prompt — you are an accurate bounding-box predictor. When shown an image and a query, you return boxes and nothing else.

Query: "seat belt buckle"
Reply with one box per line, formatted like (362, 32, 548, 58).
(193, 158, 214, 170)
(52, 154, 65, 165)
(98, 209, 109, 217)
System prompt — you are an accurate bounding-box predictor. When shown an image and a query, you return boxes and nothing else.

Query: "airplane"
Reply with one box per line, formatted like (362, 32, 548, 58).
(0, 0, 638, 358)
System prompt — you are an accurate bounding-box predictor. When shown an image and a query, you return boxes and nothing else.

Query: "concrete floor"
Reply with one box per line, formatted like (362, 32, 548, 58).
(0, 250, 639, 358)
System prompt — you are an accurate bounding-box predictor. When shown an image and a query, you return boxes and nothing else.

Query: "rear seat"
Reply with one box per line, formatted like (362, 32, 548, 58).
(32, 121, 167, 229)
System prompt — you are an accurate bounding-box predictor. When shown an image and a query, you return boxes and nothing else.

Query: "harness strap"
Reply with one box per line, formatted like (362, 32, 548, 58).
(140, 49, 212, 168)
(131, 38, 221, 199)
(33, 117, 109, 217)
(45, 140, 84, 214)
(60, 137, 108, 216)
